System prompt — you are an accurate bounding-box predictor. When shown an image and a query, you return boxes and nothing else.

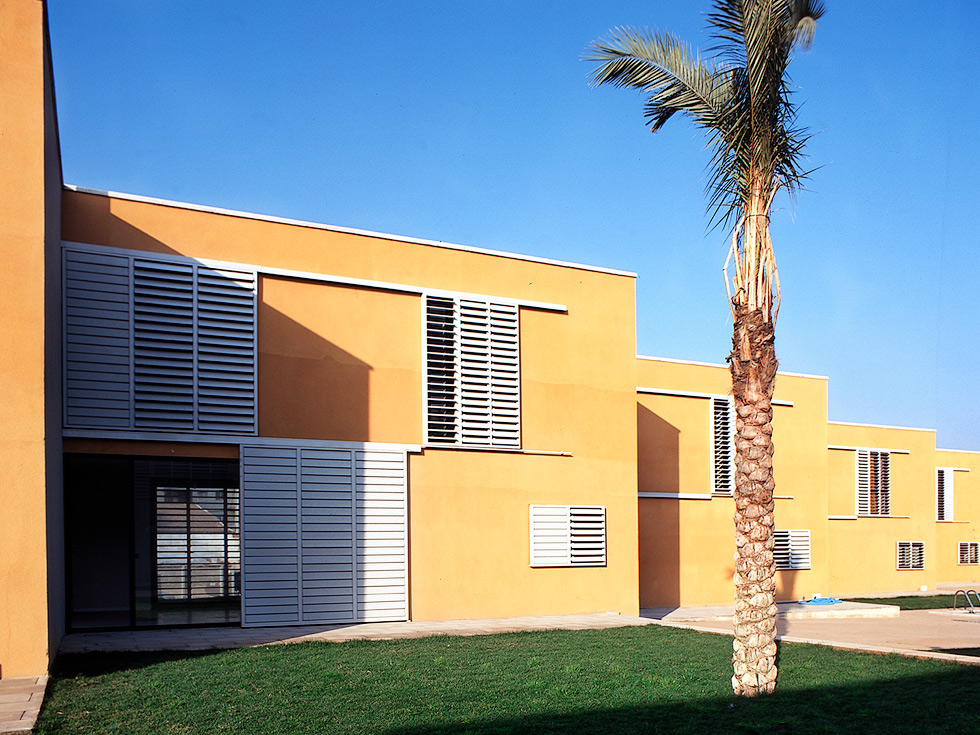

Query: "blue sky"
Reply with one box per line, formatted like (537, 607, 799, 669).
(47, 1, 979, 450)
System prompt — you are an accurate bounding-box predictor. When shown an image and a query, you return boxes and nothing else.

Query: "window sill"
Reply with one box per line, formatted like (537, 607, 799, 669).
(856, 514, 910, 519)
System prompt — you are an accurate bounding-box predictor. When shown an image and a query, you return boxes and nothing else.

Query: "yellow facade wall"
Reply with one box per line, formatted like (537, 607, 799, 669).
(825, 423, 938, 595)
(637, 358, 830, 607)
(934, 450, 980, 586)
(60, 188, 640, 620)
(0, 0, 61, 678)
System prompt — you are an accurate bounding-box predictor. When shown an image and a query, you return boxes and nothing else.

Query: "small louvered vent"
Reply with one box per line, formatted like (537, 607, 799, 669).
(959, 542, 979, 565)
(711, 397, 734, 494)
(773, 529, 811, 570)
(897, 541, 924, 570)
(529, 505, 606, 567)
(425, 295, 520, 447)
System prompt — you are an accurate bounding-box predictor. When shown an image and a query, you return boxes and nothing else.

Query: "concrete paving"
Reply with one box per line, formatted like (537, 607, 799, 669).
(644, 603, 980, 666)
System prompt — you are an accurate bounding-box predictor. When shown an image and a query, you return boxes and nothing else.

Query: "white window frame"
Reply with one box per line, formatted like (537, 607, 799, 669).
(424, 294, 520, 448)
(529, 505, 606, 567)
(856, 449, 891, 516)
(959, 542, 979, 565)
(710, 397, 735, 495)
(773, 529, 811, 570)
(896, 541, 924, 570)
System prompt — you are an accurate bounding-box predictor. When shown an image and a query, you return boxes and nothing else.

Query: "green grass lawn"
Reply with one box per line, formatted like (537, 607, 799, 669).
(842, 594, 973, 610)
(37, 626, 980, 735)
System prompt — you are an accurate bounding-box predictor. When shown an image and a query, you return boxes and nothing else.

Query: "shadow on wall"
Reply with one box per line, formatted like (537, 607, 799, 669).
(638, 404, 681, 607)
(258, 298, 372, 442)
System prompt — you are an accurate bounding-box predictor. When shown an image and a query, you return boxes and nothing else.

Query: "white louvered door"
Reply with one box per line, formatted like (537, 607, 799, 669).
(241, 443, 409, 627)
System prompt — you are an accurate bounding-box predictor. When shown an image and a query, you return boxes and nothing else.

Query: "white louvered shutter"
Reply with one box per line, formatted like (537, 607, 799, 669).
(241, 445, 302, 626)
(242, 443, 408, 627)
(529, 505, 606, 567)
(133, 259, 196, 430)
(63, 246, 256, 434)
(856, 449, 870, 515)
(196, 267, 256, 433)
(936, 469, 952, 522)
(857, 450, 890, 516)
(773, 529, 811, 570)
(64, 249, 133, 427)
(711, 397, 735, 494)
(425, 295, 520, 447)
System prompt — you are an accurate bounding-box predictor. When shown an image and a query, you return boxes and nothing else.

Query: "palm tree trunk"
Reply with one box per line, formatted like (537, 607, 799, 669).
(729, 303, 778, 696)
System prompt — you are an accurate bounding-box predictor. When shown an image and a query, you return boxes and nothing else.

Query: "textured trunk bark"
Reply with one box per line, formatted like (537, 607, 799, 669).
(729, 304, 778, 696)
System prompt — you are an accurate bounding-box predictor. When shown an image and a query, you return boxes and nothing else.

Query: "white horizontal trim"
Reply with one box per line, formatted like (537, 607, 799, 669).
(422, 444, 569, 456)
(939, 467, 971, 473)
(63, 240, 566, 313)
(637, 387, 794, 407)
(828, 420, 936, 434)
(938, 448, 980, 455)
(63, 428, 421, 453)
(937, 520, 971, 524)
(828, 445, 911, 455)
(637, 387, 722, 400)
(828, 515, 858, 520)
(636, 355, 728, 369)
(638, 492, 712, 500)
(636, 355, 828, 380)
(65, 185, 637, 278)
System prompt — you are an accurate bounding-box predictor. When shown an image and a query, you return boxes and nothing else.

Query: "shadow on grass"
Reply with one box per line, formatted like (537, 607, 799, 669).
(41, 629, 980, 735)
(379, 666, 980, 735)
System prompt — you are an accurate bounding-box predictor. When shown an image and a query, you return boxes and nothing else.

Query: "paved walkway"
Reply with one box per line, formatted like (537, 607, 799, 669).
(4, 603, 979, 733)
(0, 677, 47, 734)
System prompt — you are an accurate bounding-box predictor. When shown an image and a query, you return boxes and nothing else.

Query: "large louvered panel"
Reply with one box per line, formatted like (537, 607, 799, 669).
(133, 259, 195, 430)
(425, 295, 520, 448)
(711, 397, 734, 495)
(299, 448, 355, 622)
(241, 443, 408, 628)
(64, 250, 132, 427)
(355, 450, 408, 621)
(197, 267, 256, 432)
(241, 446, 301, 626)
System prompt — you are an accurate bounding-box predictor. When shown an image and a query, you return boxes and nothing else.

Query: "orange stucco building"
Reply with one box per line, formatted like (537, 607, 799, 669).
(1, 0, 977, 679)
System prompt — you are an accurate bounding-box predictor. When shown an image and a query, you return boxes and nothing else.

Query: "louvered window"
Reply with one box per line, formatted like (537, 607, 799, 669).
(773, 529, 811, 570)
(711, 397, 735, 494)
(959, 542, 979, 565)
(936, 469, 952, 521)
(64, 247, 257, 434)
(424, 295, 520, 447)
(529, 505, 606, 567)
(897, 541, 924, 570)
(856, 450, 890, 516)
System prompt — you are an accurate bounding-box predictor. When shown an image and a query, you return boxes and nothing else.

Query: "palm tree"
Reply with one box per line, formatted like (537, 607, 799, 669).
(588, 0, 824, 696)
